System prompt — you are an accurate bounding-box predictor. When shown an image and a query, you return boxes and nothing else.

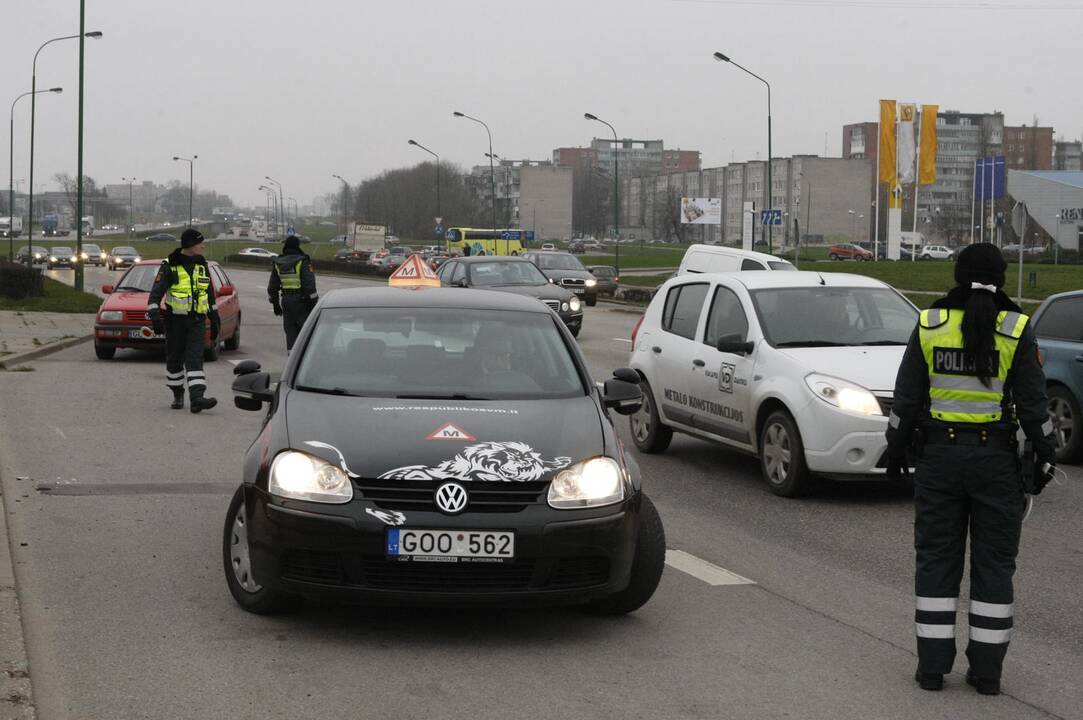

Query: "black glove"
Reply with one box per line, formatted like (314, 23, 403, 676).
(209, 309, 221, 341)
(148, 307, 165, 336)
(1026, 461, 1055, 495)
(271, 299, 283, 316)
(304, 295, 319, 311)
(886, 455, 910, 481)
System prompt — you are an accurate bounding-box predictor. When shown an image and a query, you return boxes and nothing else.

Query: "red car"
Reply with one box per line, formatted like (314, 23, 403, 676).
(93, 259, 241, 360)
(828, 243, 873, 261)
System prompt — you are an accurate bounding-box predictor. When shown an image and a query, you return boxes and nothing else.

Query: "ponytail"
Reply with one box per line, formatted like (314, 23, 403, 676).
(961, 289, 998, 388)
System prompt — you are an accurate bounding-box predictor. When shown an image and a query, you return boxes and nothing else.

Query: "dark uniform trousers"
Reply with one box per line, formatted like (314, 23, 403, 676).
(281, 293, 312, 351)
(914, 443, 1024, 680)
(164, 312, 209, 399)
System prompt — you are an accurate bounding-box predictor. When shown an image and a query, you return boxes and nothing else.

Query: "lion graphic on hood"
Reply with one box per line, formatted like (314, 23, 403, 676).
(379, 441, 572, 482)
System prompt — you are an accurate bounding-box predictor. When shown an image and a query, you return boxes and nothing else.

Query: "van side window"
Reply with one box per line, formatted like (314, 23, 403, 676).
(705, 286, 749, 347)
(740, 259, 767, 271)
(662, 283, 709, 340)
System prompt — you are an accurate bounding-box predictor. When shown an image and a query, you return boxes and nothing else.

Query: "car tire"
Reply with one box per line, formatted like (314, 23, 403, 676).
(630, 377, 672, 454)
(584, 495, 666, 616)
(1048, 385, 1082, 463)
(224, 315, 241, 351)
(829, 253, 840, 261)
(204, 341, 219, 362)
(759, 409, 812, 497)
(222, 485, 299, 615)
(94, 343, 115, 360)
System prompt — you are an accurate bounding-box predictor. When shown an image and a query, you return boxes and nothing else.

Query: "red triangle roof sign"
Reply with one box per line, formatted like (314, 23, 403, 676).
(389, 254, 441, 288)
(426, 423, 476, 441)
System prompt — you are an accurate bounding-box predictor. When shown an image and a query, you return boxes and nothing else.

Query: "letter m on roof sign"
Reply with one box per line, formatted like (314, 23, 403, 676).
(427, 423, 476, 441)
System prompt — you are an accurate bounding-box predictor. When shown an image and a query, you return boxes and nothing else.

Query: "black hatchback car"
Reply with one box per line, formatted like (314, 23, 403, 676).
(436, 256, 585, 337)
(521, 251, 599, 307)
(225, 287, 663, 615)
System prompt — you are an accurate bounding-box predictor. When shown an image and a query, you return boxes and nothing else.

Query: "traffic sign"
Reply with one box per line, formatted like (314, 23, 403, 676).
(287, 224, 296, 235)
(388, 254, 441, 288)
(434, 216, 443, 225)
(759, 209, 782, 226)
(434, 224, 444, 235)
(500, 230, 522, 241)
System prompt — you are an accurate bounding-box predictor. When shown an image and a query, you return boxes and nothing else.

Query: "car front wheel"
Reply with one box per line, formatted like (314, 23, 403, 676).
(1048, 385, 1081, 463)
(759, 409, 812, 497)
(630, 377, 672, 453)
(94, 343, 115, 360)
(222, 485, 298, 614)
(584, 495, 665, 615)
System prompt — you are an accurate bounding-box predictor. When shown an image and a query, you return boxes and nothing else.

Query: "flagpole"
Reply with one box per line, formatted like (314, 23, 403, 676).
(990, 157, 997, 248)
(911, 106, 920, 262)
(979, 157, 985, 243)
(969, 158, 977, 244)
(874, 117, 881, 262)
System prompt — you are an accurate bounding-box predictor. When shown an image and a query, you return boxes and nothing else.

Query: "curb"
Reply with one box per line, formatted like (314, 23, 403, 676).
(0, 478, 36, 718)
(0, 334, 93, 370)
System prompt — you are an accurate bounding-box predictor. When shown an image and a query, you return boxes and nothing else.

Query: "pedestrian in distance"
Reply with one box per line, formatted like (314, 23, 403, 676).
(268, 234, 318, 351)
(885, 243, 1058, 695)
(146, 228, 220, 413)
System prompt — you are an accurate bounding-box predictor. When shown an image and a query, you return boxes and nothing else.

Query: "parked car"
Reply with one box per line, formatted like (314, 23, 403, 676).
(540, 243, 557, 251)
(828, 243, 873, 261)
(47, 247, 76, 269)
(628, 270, 917, 496)
(16, 245, 49, 264)
(586, 265, 619, 297)
(93, 259, 241, 361)
(106, 246, 141, 270)
(146, 233, 176, 242)
(919, 245, 954, 261)
(436, 256, 585, 337)
(569, 240, 586, 254)
(678, 245, 795, 274)
(1031, 289, 1083, 463)
(80, 243, 105, 266)
(238, 247, 278, 258)
(521, 251, 599, 307)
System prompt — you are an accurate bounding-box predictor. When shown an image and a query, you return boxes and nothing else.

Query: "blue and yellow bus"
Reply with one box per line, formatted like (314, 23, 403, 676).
(445, 228, 535, 256)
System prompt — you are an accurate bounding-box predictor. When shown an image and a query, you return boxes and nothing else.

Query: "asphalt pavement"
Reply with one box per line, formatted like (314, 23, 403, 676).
(0, 265, 1079, 719)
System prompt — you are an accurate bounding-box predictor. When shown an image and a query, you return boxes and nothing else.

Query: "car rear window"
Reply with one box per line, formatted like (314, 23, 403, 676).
(1035, 296, 1083, 342)
(294, 308, 587, 400)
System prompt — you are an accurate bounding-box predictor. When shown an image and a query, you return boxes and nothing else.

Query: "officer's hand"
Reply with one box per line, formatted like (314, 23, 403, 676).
(148, 307, 165, 336)
(304, 295, 318, 310)
(1030, 462, 1056, 495)
(209, 310, 221, 341)
(886, 456, 910, 481)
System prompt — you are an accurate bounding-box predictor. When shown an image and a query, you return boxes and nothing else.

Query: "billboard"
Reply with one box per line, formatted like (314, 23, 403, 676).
(680, 197, 722, 225)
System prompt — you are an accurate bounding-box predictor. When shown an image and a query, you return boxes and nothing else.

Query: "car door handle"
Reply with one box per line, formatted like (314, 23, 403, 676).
(692, 359, 705, 367)
(652, 346, 662, 354)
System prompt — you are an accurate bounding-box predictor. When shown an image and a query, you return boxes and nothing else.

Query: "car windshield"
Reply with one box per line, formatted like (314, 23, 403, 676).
(114, 265, 159, 292)
(468, 261, 548, 286)
(532, 254, 585, 271)
(53, 248, 73, 256)
(113, 247, 136, 255)
(83, 244, 101, 252)
(294, 307, 586, 400)
(750, 286, 917, 347)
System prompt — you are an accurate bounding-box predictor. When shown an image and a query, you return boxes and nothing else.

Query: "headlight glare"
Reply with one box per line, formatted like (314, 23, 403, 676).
(804, 373, 882, 416)
(569, 298, 581, 312)
(548, 456, 625, 509)
(585, 278, 597, 287)
(269, 450, 352, 504)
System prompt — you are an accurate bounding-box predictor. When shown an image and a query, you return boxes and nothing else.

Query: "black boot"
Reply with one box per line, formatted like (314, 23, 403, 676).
(966, 670, 1000, 695)
(190, 392, 218, 414)
(914, 671, 944, 691)
(170, 391, 185, 410)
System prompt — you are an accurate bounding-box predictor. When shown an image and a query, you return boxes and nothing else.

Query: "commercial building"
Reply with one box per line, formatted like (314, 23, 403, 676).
(1055, 140, 1082, 171)
(467, 160, 573, 240)
(1007, 170, 1083, 251)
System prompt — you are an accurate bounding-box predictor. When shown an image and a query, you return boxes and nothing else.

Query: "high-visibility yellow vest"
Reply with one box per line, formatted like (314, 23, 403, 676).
(918, 308, 1027, 423)
(274, 258, 303, 290)
(166, 263, 211, 315)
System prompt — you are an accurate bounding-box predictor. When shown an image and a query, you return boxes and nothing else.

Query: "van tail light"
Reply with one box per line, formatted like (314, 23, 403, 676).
(630, 314, 644, 347)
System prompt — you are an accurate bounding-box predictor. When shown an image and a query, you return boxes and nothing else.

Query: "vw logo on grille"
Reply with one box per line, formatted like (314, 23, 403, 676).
(434, 482, 468, 514)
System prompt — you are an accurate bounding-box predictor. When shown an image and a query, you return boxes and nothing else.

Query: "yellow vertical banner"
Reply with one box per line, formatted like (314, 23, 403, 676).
(878, 100, 897, 184)
(919, 103, 939, 185)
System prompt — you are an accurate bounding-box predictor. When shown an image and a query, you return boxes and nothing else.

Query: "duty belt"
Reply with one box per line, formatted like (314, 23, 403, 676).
(922, 425, 1016, 449)
(280, 289, 304, 294)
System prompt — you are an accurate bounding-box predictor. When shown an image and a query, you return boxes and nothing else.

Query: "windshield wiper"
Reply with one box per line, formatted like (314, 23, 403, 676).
(858, 340, 908, 346)
(114, 285, 145, 292)
(774, 341, 850, 348)
(296, 385, 361, 397)
(395, 393, 491, 400)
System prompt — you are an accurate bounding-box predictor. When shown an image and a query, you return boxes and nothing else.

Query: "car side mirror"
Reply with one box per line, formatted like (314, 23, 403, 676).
(602, 376, 643, 416)
(611, 367, 639, 384)
(217, 285, 235, 297)
(716, 334, 754, 355)
(101, 284, 113, 294)
(233, 359, 262, 376)
(232, 368, 273, 411)
(457, 278, 469, 288)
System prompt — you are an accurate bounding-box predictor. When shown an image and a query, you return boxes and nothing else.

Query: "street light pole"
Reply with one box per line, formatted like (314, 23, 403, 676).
(265, 176, 284, 237)
(714, 51, 772, 253)
(332, 174, 349, 243)
(453, 111, 499, 251)
(121, 176, 135, 239)
(407, 139, 441, 232)
(10, 87, 61, 262)
(585, 113, 620, 274)
(172, 155, 196, 227)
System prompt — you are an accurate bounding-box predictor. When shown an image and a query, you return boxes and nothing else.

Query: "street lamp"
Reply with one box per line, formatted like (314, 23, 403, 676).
(453, 111, 499, 249)
(27, 30, 101, 251)
(585, 112, 620, 274)
(172, 155, 197, 227)
(714, 51, 773, 253)
(332, 174, 349, 243)
(265, 175, 285, 237)
(407, 140, 442, 237)
(9, 87, 61, 262)
(259, 184, 277, 238)
(121, 176, 135, 238)
(288, 196, 298, 227)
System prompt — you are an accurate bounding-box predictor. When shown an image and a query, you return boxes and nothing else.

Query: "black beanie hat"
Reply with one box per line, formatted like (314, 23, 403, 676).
(282, 235, 301, 253)
(180, 228, 204, 248)
(954, 243, 1007, 289)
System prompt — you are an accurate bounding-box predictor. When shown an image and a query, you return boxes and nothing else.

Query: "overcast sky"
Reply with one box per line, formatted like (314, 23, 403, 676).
(5, 0, 1081, 210)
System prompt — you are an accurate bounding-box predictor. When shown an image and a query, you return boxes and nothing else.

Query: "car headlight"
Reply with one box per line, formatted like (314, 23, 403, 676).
(585, 278, 597, 287)
(133, 256, 141, 262)
(99, 310, 123, 322)
(548, 456, 625, 509)
(269, 450, 353, 504)
(81, 253, 88, 259)
(804, 373, 883, 416)
(50, 256, 57, 262)
(569, 298, 581, 312)
(561, 302, 570, 312)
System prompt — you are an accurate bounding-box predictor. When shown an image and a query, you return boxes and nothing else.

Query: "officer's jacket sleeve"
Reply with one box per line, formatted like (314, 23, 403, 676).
(886, 326, 928, 455)
(146, 261, 173, 312)
(267, 262, 280, 300)
(1008, 324, 1055, 460)
(301, 257, 317, 299)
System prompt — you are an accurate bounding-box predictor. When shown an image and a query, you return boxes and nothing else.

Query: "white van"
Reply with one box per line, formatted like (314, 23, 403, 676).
(676, 244, 796, 275)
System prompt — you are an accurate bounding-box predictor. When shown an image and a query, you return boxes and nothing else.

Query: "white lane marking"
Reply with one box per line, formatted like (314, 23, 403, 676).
(51, 425, 68, 440)
(612, 338, 632, 343)
(665, 549, 756, 586)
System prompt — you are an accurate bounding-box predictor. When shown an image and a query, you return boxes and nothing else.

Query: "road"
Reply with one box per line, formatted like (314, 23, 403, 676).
(1, 265, 1080, 720)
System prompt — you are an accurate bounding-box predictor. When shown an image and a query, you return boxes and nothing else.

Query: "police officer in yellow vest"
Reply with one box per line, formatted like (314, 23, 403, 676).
(147, 229, 219, 412)
(268, 235, 318, 351)
(886, 243, 1057, 695)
